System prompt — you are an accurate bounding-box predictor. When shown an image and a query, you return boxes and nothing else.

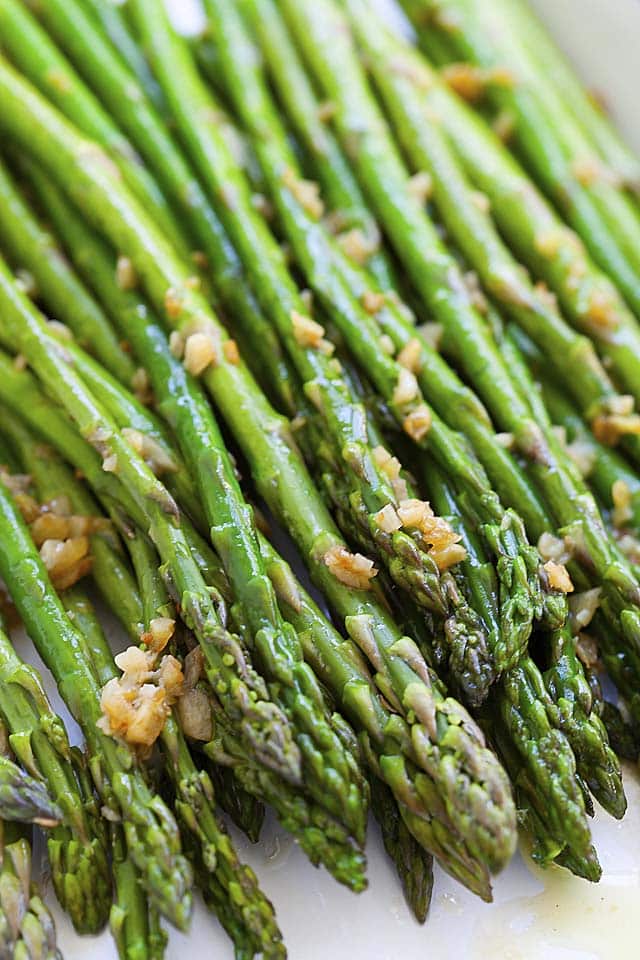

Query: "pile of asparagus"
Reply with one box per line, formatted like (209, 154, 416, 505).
(0, 0, 638, 954)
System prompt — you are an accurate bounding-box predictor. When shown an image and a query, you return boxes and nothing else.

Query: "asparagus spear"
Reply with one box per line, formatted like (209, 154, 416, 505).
(0, 157, 134, 384)
(25, 0, 296, 415)
(0, 756, 60, 829)
(0, 820, 62, 960)
(0, 471, 193, 929)
(110, 824, 167, 960)
(0, 610, 112, 934)
(0, 62, 517, 893)
(0, 0, 185, 254)
(399, 0, 640, 316)
(343, 2, 640, 468)
(368, 776, 433, 923)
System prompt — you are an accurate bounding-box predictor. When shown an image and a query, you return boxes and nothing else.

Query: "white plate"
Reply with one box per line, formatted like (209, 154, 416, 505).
(23, 1, 640, 957)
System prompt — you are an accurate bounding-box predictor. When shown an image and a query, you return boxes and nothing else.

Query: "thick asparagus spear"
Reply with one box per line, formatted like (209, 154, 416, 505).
(0, 157, 134, 384)
(0, 756, 60, 829)
(0, 471, 193, 930)
(399, 0, 640, 316)
(0, 62, 517, 893)
(0, 0, 185, 254)
(344, 2, 640, 468)
(0, 611, 112, 934)
(0, 820, 62, 960)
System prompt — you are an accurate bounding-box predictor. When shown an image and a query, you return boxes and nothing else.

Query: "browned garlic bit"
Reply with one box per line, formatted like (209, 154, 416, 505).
(374, 503, 402, 534)
(323, 545, 377, 590)
(223, 339, 240, 365)
(372, 445, 408, 501)
(442, 63, 514, 102)
(403, 405, 432, 442)
(98, 643, 184, 752)
(537, 531, 572, 565)
(291, 310, 334, 355)
(121, 428, 176, 476)
(407, 171, 433, 204)
(176, 648, 212, 742)
(575, 632, 600, 671)
(392, 368, 419, 406)
(612, 479, 633, 528)
(585, 287, 619, 330)
(397, 498, 466, 570)
(361, 290, 386, 315)
(336, 227, 377, 265)
(164, 286, 184, 320)
(396, 338, 423, 374)
(543, 560, 574, 593)
(592, 395, 640, 445)
(379, 334, 395, 355)
(116, 255, 137, 291)
(183, 331, 219, 376)
(569, 588, 601, 632)
(282, 166, 324, 219)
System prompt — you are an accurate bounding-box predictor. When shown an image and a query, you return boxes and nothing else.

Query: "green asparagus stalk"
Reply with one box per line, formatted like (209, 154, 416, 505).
(0, 820, 62, 960)
(26, 0, 296, 416)
(0, 0, 185, 254)
(110, 824, 167, 960)
(0, 60, 517, 892)
(0, 157, 134, 384)
(344, 2, 640, 467)
(0, 756, 60, 829)
(0, 471, 193, 930)
(399, 0, 640, 316)
(0, 614, 112, 934)
(368, 776, 433, 923)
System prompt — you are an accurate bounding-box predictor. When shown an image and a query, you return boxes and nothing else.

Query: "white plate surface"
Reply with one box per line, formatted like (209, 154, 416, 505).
(21, 1, 640, 957)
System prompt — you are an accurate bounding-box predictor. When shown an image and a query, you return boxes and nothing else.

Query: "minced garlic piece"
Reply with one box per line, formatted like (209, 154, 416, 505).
(336, 228, 377, 265)
(169, 330, 184, 359)
(543, 560, 574, 593)
(442, 63, 487, 102)
(374, 503, 402, 534)
(361, 290, 386, 315)
(177, 688, 213, 742)
(397, 338, 422, 374)
(379, 334, 395, 355)
(223, 339, 240, 365)
(407, 171, 433, 204)
(323, 545, 377, 590)
(417, 322, 443, 351)
(572, 156, 601, 186)
(403, 405, 432, 441)
(569, 588, 601, 632)
(393, 368, 419, 406)
(164, 287, 183, 319)
(612, 478, 633, 528)
(184, 332, 218, 375)
(538, 531, 571, 564)
(495, 432, 515, 449)
(116, 256, 137, 291)
(282, 166, 324, 219)
(534, 229, 562, 259)
(397, 498, 465, 570)
(592, 395, 640, 445)
(586, 288, 619, 330)
(470, 190, 490, 213)
(291, 310, 334, 355)
(566, 439, 596, 477)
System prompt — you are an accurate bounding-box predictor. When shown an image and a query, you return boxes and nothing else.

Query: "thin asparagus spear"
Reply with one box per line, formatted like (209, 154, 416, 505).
(0, 0, 185, 254)
(0, 756, 60, 829)
(201, 761, 265, 845)
(0, 473, 193, 930)
(25, 0, 296, 416)
(110, 825, 167, 960)
(344, 2, 640, 467)
(399, 0, 640, 316)
(368, 775, 433, 924)
(0, 62, 517, 893)
(0, 158, 134, 384)
(0, 820, 62, 960)
(0, 614, 112, 934)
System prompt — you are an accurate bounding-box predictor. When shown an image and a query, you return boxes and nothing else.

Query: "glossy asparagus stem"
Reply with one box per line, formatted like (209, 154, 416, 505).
(0, 757, 60, 829)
